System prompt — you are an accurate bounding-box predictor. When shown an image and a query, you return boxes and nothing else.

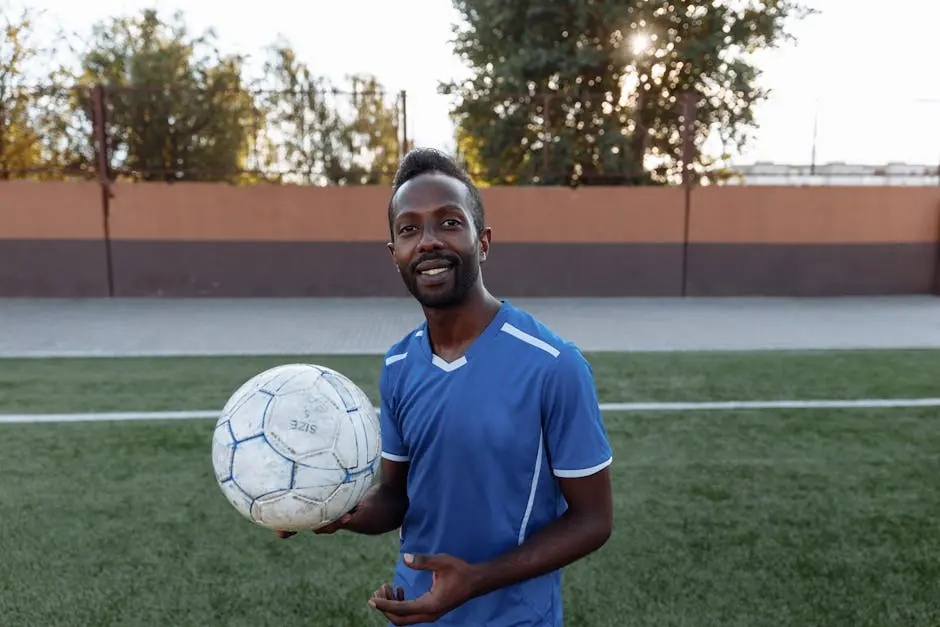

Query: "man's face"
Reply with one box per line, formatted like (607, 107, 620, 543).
(387, 173, 490, 309)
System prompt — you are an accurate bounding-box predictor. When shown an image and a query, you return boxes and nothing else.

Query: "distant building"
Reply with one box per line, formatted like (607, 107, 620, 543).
(726, 162, 940, 186)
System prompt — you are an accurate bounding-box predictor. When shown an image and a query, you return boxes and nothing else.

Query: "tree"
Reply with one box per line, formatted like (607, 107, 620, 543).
(442, 0, 814, 186)
(331, 74, 402, 185)
(258, 42, 347, 185)
(0, 6, 40, 178)
(259, 39, 402, 185)
(77, 9, 260, 182)
(0, 4, 87, 180)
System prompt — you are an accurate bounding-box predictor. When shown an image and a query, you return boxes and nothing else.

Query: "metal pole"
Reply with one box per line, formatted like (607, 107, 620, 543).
(543, 94, 551, 183)
(92, 84, 115, 298)
(680, 92, 697, 297)
(400, 90, 408, 155)
(810, 98, 819, 175)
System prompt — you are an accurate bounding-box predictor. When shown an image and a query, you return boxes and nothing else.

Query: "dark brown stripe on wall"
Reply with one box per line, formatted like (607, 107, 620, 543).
(483, 243, 683, 297)
(3, 240, 936, 298)
(685, 243, 939, 296)
(0, 240, 110, 297)
(108, 241, 685, 297)
(111, 242, 400, 297)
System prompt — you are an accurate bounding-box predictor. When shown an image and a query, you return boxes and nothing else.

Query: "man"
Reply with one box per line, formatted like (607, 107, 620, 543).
(280, 148, 613, 626)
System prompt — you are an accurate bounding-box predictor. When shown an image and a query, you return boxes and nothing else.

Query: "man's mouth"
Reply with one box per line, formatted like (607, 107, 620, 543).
(420, 266, 451, 276)
(414, 258, 457, 276)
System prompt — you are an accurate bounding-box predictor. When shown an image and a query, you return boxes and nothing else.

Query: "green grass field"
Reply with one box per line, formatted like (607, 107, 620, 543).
(2, 350, 939, 626)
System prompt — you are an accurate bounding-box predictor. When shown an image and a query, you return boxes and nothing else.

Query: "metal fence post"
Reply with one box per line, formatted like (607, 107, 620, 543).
(92, 83, 115, 297)
(400, 90, 409, 155)
(679, 91, 698, 297)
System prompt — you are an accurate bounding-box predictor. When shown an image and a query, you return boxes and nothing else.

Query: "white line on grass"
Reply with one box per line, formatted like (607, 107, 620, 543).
(2, 398, 940, 424)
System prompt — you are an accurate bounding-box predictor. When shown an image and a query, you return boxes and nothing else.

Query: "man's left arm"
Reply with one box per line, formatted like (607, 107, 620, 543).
(465, 466, 612, 598)
(467, 345, 614, 596)
(369, 348, 613, 625)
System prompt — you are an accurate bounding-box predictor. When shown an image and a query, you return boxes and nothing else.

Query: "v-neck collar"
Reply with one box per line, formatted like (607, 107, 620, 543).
(418, 300, 510, 373)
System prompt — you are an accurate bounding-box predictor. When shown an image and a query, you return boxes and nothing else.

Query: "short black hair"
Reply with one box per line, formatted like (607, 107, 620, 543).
(387, 147, 485, 238)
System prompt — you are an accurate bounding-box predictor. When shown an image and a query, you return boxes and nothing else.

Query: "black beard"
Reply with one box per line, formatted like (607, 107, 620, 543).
(402, 252, 480, 309)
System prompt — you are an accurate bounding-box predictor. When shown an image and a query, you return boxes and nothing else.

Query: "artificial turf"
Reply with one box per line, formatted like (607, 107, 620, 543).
(1, 350, 938, 626)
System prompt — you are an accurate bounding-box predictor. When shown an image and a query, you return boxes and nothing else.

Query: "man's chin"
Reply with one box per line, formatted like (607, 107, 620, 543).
(415, 291, 464, 309)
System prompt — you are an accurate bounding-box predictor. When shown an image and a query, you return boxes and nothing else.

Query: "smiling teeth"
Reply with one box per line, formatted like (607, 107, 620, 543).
(423, 267, 449, 276)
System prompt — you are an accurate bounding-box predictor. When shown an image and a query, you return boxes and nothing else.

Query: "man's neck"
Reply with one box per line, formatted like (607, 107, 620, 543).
(423, 287, 502, 357)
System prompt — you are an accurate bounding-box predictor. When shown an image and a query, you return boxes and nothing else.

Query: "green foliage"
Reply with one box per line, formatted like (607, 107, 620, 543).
(0, 6, 84, 179)
(260, 42, 402, 185)
(334, 74, 402, 186)
(0, 7, 40, 177)
(76, 9, 260, 183)
(443, 0, 815, 186)
(0, 7, 403, 185)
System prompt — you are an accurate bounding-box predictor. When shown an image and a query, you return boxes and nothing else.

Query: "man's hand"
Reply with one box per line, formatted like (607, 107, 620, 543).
(368, 553, 479, 625)
(275, 506, 358, 539)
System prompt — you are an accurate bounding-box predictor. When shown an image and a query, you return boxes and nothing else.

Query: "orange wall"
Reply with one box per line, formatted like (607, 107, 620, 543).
(103, 183, 688, 243)
(690, 186, 940, 244)
(1, 181, 939, 244)
(0, 181, 104, 239)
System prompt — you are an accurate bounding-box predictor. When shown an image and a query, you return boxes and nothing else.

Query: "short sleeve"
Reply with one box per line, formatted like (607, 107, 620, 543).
(379, 363, 409, 462)
(541, 347, 612, 478)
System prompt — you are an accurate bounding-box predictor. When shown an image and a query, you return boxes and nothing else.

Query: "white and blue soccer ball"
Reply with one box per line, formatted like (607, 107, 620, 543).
(211, 363, 381, 532)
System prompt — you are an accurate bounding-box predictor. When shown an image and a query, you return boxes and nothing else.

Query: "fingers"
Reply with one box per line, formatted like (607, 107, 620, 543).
(313, 510, 355, 535)
(374, 605, 439, 627)
(370, 596, 435, 617)
(369, 585, 416, 624)
(276, 511, 353, 539)
(371, 584, 404, 601)
(313, 516, 347, 535)
(383, 614, 437, 626)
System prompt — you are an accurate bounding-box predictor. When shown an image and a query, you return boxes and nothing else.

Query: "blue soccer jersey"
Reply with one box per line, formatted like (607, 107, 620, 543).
(378, 300, 613, 626)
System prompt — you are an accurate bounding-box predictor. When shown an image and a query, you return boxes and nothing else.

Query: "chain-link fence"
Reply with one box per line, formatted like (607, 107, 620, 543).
(0, 83, 409, 184)
(2, 84, 938, 186)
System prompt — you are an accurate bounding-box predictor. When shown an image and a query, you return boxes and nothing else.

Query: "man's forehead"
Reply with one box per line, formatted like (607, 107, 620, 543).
(391, 173, 469, 217)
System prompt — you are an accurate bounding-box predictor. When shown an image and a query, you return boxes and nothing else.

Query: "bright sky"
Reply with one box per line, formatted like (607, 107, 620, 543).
(15, 0, 940, 166)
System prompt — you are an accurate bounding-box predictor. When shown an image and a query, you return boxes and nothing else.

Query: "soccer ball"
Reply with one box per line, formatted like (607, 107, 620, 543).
(211, 363, 381, 532)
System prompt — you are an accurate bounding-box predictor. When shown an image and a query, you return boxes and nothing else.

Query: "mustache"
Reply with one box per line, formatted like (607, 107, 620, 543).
(410, 252, 461, 273)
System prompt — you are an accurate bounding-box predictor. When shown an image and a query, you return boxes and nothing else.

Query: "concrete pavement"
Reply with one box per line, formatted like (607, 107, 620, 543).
(2, 296, 939, 357)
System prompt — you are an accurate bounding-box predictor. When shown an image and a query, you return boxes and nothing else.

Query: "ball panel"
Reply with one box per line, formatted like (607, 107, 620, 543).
(332, 413, 361, 470)
(348, 408, 381, 472)
(219, 478, 254, 522)
(257, 364, 316, 396)
(221, 364, 298, 416)
(323, 473, 373, 524)
(269, 365, 324, 395)
(292, 453, 347, 503)
(231, 436, 293, 499)
(211, 420, 236, 482)
(264, 391, 341, 460)
(227, 391, 274, 441)
(354, 389, 382, 463)
(319, 368, 360, 412)
(250, 490, 325, 532)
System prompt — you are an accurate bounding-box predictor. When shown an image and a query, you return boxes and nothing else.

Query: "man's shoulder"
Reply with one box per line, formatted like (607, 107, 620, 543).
(499, 302, 583, 364)
(382, 324, 424, 368)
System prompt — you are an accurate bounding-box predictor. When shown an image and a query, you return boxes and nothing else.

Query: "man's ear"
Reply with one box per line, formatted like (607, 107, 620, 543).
(387, 242, 399, 272)
(479, 226, 492, 262)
